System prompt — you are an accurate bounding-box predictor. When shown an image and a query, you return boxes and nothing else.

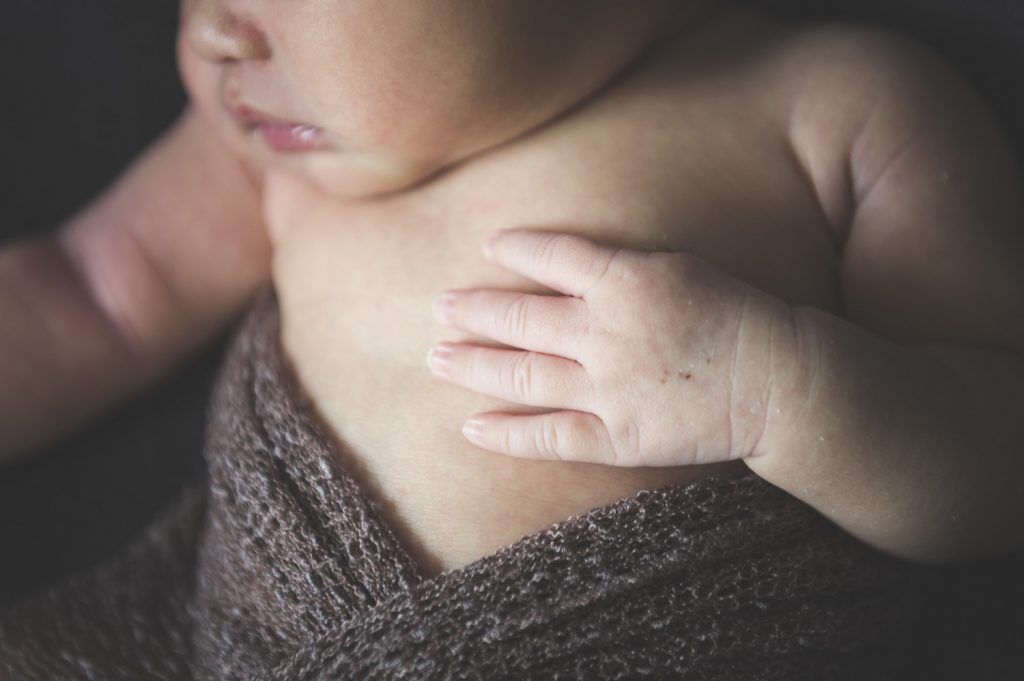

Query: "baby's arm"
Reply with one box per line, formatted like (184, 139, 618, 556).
(425, 30, 1024, 562)
(744, 29, 1024, 561)
(0, 108, 270, 462)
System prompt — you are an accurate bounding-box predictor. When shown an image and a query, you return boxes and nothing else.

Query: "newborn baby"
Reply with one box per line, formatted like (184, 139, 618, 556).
(2, 0, 1022, 580)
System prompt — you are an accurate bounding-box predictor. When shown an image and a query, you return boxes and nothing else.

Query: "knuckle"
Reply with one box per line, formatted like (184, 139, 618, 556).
(569, 412, 598, 458)
(588, 247, 639, 296)
(536, 233, 569, 271)
(623, 251, 666, 290)
(607, 417, 641, 466)
(509, 353, 534, 402)
(497, 423, 514, 454)
(502, 294, 532, 342)
(535, 418, 562, 460)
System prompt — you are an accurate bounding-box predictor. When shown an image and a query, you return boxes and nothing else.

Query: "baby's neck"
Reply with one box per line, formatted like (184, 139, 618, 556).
(374, 1, 725, 203)
(395, 0, 728, 203)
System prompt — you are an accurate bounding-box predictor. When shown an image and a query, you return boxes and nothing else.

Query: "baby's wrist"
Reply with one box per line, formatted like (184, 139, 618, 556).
(745, 305, 820, 467)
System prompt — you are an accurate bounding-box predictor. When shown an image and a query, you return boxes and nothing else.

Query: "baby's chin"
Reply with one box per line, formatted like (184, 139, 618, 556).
(199, 102, 448, 202)
(269, 149, 450, 203)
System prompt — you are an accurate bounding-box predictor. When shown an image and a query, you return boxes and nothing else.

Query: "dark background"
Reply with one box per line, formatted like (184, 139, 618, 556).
(1, 0, 1022, 677)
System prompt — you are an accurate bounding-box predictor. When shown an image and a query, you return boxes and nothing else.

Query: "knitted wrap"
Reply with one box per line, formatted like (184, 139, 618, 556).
(0, 294, 909, 679)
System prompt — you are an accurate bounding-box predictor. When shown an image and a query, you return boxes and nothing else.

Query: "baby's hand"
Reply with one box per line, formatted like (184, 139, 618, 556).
(427, 229, 794, 467)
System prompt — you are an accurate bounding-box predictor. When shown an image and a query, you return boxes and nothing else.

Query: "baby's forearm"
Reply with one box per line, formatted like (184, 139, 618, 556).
(0, 109, 270, 464)
(747, 306, 1024, 563)
(0, 238, 145, 462)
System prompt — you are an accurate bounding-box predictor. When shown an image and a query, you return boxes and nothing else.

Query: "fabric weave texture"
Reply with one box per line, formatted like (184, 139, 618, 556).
(0, 293, 909, 679)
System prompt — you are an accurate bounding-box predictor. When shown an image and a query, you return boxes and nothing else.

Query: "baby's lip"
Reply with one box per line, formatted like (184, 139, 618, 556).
(229, 102, 291, 127)
(227, 102, 334, 153)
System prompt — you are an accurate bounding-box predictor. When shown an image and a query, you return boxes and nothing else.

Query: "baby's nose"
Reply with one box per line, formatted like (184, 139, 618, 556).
(185, 0, 271, 63)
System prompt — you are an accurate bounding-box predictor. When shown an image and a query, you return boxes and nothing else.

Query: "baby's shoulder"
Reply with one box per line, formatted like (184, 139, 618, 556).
(773, 20, 947, 74)
(784, 18, 1000, 151)
(768, 19, 973, 116)
(655, 9, 968, 150)
(729, 13, 986, 230)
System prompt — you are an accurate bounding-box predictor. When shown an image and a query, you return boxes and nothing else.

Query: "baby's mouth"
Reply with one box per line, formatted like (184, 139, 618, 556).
(227, 102, 331, 153)
(256, 120, 327, 153)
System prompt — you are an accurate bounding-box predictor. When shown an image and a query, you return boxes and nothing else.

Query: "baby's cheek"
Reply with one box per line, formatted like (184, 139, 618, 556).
(177, 42, 225, 133)
(175, 23, 204, 101)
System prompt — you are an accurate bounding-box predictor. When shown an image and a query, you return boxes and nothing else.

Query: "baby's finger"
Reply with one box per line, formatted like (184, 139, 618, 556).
(433, 289, 588, 361)
(427, 343, 592, 411)
(461, 411, 618, 465)
(483, 229, 628, 298)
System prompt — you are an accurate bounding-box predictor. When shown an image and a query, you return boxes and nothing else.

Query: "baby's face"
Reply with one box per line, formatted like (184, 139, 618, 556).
(179, 0, 685, 199)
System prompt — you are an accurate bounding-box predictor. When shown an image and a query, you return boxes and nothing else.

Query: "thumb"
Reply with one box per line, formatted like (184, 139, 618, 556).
(262, 170, 326, 247)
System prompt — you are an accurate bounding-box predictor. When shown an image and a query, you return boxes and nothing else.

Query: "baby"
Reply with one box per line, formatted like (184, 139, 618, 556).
(2, 0, 1023, 579)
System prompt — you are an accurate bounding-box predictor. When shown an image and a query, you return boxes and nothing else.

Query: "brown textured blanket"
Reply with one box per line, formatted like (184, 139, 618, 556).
(0, 293, 910, 679)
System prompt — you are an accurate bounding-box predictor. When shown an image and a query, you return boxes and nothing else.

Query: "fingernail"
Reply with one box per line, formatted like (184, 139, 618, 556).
(432, 292, 455, 323)
(427, 344, 452, 374)
(463, 418, 485, 445)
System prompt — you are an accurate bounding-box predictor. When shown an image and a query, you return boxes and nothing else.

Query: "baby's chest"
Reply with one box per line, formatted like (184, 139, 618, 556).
(275, 89, 849, 575)
(404, 116, 843, 315)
